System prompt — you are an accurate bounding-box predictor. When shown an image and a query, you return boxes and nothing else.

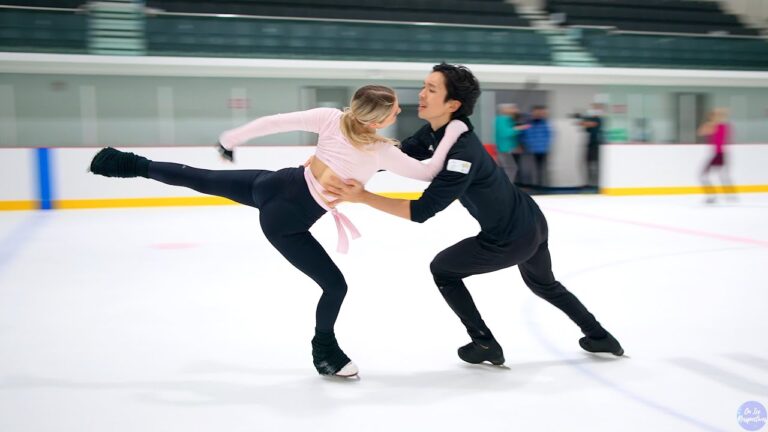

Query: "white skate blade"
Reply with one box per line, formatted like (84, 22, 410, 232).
(335, 361, 359, 377)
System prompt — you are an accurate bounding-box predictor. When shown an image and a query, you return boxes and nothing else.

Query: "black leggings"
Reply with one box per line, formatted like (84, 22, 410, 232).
(148, 162, 346, 332)
(429, 209, 606, 341)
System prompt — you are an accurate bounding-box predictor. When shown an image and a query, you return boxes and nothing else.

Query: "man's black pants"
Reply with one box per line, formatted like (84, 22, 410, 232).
(429, 212, 606, 342)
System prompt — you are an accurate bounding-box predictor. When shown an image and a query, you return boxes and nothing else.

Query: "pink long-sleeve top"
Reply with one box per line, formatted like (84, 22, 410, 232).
(219, 107, 467, 253)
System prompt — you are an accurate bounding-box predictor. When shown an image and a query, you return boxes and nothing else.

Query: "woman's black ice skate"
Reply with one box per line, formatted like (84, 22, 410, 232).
(579, 332, 624, 356)
(458, 338, 505, 366)
(312, 331, 358, 377)
(89, 147, 149, 178)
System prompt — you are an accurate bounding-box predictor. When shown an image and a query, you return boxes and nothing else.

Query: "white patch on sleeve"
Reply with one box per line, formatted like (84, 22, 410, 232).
(446, 159, 472, 174)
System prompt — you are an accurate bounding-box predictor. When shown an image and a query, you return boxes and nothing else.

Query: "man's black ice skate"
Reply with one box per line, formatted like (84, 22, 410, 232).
(312, 331, 358, 377)
(579, 332, 624, 356)
(89, 147, 149, 178)
(458, 338, 505, 366)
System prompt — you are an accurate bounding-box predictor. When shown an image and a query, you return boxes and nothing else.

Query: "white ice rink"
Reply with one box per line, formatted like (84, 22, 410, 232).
(0, 194, 767, 432)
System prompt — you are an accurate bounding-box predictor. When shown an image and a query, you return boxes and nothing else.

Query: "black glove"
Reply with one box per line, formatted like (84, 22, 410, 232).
(217, 142, 234, 162)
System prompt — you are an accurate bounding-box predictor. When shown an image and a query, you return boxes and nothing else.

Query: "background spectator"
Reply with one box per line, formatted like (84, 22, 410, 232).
(580, 103, 606, 188)
(522, 105, 552, 187)
(494, 103, 528, 183)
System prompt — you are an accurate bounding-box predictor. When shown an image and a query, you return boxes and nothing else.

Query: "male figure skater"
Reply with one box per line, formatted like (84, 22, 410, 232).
(327, 63, 623, 364)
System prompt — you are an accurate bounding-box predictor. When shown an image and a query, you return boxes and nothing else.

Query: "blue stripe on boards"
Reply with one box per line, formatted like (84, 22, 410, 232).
(36, 148, 53, 210)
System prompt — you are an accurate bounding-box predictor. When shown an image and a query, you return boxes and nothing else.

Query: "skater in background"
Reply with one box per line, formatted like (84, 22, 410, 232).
(698, 108, 736, 203)
(89, 85, 468, 378)
(326, 63, 624, 366)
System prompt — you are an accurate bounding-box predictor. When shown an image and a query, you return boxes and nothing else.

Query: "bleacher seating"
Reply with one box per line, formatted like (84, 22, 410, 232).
(578, 28, 768, 70)
(2, 0, 767, 71)
(0, 8, 88, 53)
(140, 0, 554, 64)
(0, 0, 84, 6)
(145, 15, 553, 64)
(548, 0, 760, 36)
(146, 0, 531, 27)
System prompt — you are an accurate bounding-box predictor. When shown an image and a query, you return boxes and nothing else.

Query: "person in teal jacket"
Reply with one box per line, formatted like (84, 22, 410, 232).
(495, 103, 524, 183)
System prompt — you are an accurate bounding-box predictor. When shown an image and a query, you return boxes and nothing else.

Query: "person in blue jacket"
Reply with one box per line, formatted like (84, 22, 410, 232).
(522, 106, 552, 187)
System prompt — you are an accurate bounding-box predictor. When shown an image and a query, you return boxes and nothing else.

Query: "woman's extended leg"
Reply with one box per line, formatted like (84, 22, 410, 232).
(90, 147, 267, 207)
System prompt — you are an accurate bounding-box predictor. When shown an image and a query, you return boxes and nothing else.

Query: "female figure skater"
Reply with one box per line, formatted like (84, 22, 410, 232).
(89, 85, 468, 378)
(697, 108, 736, 203)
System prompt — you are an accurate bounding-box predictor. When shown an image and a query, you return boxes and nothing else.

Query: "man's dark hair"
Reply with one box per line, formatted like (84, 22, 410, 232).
(432, 63, 481, 119)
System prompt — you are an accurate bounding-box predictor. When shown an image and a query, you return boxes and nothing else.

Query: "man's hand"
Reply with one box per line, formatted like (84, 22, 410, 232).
(326, 175, 412, 220)
(217, 142, 234, 162)
(325, 176, 366, 205)
(303, 155, 314, 167)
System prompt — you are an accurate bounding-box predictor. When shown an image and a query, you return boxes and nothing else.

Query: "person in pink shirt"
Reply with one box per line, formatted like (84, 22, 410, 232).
(89, 85, 468, 378)
(697, 108, 736, 203)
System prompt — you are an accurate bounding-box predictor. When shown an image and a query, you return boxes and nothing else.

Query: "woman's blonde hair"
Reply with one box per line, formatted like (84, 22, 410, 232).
(340, 85, 399, 149)
(711, 107, 729, 122)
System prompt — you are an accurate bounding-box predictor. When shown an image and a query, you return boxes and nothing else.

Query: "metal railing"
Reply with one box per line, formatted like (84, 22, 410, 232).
(147, 10, 533, 32)
(569, 25, 767, 40)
